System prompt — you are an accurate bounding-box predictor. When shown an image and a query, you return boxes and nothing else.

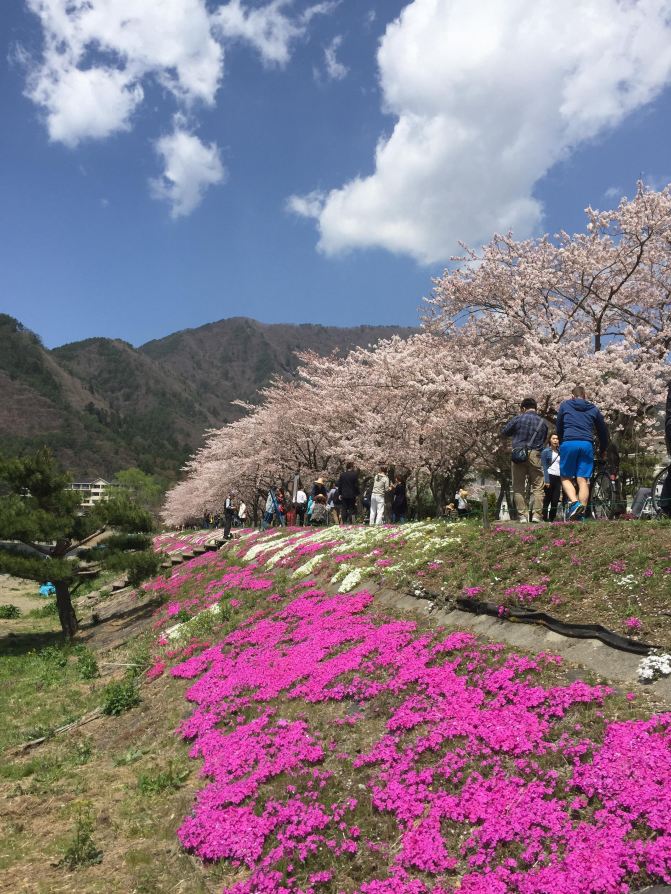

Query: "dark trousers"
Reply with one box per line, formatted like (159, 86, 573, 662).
(296, 505, 306, 526)
(543, 475, 562, 521)
(341, 497, 356, 524)
(223, 509, 235, 538)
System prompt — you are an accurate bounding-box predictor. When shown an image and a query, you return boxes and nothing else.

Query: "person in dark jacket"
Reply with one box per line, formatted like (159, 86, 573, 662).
(337, 462, 360, 524)
(556, 385, 608, 519)
(391, 475, 408, 523)
(311, 477, 328, 500)
(501, 397, 548, 523)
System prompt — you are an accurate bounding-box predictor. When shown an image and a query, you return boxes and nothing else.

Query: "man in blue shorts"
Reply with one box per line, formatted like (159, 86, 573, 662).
(556, 386, 609, 520)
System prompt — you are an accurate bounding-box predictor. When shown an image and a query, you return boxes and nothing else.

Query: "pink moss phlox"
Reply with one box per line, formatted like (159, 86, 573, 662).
(504, 583, 548, 604)
(153, 531, 671, 893)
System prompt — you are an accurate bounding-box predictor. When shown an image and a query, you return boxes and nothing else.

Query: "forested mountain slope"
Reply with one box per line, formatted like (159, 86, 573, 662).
(0, 314, 413, 478)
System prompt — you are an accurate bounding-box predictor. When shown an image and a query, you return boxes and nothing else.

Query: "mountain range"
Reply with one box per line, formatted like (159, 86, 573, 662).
(0, 314, 414, 480)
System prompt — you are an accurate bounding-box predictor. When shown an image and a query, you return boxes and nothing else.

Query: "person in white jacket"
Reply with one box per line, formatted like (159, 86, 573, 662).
(370, 465, 390, 525)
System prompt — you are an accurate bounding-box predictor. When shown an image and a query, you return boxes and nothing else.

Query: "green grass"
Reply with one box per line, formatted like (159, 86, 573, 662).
(0, 622, 103, 750)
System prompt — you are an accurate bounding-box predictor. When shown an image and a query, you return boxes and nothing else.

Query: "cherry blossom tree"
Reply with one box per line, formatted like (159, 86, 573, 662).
(164, 184, 671, 525)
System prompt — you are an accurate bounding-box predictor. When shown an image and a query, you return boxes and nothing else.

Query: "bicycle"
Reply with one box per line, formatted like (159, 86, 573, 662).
(560, 457, 620, 520)
(588, 457, 620, 520)
(650, 462, 671, 518)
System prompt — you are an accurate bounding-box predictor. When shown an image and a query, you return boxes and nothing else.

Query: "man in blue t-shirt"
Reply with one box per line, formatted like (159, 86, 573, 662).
(556, 386, 609, 520)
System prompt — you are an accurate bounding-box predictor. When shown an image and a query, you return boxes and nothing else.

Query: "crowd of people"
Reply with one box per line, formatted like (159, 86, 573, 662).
(199, 385, 611, 532)
(259, 462, 410, 528)
(502, 385, 609, 523)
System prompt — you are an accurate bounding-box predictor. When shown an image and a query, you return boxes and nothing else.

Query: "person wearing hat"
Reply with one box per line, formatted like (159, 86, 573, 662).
(311, 477, 328, 500)
(455, 488, 469, 518)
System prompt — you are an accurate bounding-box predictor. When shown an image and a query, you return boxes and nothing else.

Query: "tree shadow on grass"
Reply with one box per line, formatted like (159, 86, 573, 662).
(77, 596, 163, 651)
(0, 627, 65, 658)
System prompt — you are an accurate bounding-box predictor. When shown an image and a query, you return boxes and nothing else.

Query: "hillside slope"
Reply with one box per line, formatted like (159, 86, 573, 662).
(141, 317, 414, 422)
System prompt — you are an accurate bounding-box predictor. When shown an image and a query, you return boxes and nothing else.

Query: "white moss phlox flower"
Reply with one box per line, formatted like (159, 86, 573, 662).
(615, 574, 637, 590)
(638, 652, 671, 683)
(338, 568, 364, 593)
(292, 555, 324, 579)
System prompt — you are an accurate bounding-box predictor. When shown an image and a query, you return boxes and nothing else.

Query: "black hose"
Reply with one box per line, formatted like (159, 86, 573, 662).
(454, 596, 656, 656)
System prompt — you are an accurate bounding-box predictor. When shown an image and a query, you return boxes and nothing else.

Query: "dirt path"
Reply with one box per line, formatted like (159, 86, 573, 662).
(0, 574, 47, 615)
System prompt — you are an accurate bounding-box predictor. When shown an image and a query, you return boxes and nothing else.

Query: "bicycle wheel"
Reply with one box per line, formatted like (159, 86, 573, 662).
(651, 465, 671, 517)
(590, 473, 615, 520)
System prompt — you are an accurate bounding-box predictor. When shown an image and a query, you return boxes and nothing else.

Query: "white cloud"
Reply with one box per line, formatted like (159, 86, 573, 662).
(25, 0, 223, 146)
(23, 0, 335, 215)
(604, 185, 623, 200)
(286, 189, 327, 218)
(290, 0, 671, 264)
(212, 0, 336, 67)
(150, 121, 225, 218)
(323, 35, 348, 81)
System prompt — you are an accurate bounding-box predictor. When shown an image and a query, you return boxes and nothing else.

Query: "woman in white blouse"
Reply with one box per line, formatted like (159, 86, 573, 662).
(541, 433, 562, 521)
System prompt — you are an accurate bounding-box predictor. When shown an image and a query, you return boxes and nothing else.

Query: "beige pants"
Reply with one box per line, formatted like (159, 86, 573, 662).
(511, 450, 544, 522)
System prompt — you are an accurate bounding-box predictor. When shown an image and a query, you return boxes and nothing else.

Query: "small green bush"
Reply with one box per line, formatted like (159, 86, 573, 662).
(125, 637, 152, 677)
(74, 647, 99, 680)
(58, 810, 102, 870)
(0, 604, 20, 619)
(72, 740, 93, 765)
(137, 761, 189, 794)
(101, 679, 140, 716)
(38, 645, 68, 668)
(107, 550, 163, 586)
(28, 600, 58, 618)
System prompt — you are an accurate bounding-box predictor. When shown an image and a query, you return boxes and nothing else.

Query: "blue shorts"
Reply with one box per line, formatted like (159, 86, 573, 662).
(559, 440, 594, 479)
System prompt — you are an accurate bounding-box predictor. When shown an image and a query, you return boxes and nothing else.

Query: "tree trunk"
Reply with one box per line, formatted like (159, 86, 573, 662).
(55, 580, 78, 639)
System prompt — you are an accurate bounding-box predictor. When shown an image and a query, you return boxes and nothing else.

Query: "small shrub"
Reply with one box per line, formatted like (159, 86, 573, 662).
(218, 600, 233, 622)
(114, 747, 147, 767)
(75, 647, 99, 680)
(137, 761, 189, 794)
(101, 679, 139, 716)
(0, 604, 20, 619)
(72, 740, 93, 765)
(58, 810, 102, 870)
(107, 550, 163, 586)
(125, 637, 152, 677)
(37, 645, 68, 668)
(28, 600, 58, 618)
(272, 570, 291, 596)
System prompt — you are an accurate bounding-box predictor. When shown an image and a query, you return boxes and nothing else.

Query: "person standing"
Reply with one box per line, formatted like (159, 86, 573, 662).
(337, 461, 360, 524)
(311, 477, 328, 500)
(276, 488, 287, 526)
(326, 482, 340, 525)
(237, 499, 247, 527)
(370, 465, 390, 525)
(455, 488, 469, 518)
(541, 433, 562, 521)
(223, 491, 237, 539)
(262, 489, 275, 530)
(295, 486, 307, 526)
(391, 475, 408, 523)
(556, 386, 609, 520)
(501, 398, 548, 523)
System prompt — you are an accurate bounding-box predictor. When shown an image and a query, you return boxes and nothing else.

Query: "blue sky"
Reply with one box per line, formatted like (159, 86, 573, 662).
(1, 0, 670, 349)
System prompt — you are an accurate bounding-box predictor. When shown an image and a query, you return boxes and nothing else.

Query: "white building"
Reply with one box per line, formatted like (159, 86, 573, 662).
(67, 478, 121, 508)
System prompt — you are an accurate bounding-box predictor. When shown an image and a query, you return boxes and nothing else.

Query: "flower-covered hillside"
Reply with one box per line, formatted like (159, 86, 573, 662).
(185, 520, 671, 649)
(142, 525, 671, 894)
